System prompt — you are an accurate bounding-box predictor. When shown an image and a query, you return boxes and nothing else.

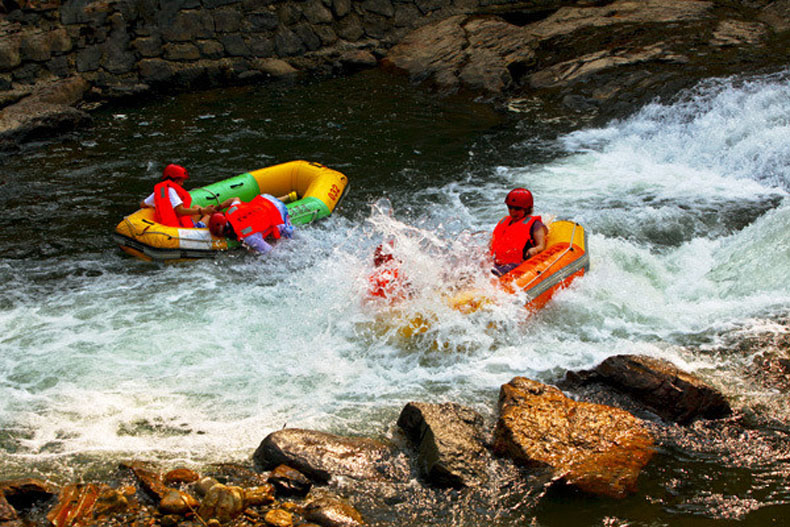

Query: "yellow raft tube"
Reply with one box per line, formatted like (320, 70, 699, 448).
(114, 160, 349, 262)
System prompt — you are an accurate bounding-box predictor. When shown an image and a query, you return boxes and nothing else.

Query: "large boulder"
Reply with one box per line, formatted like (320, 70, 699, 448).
(381, 0, 781, 117)
(397, 401, 489, 488)
(253, 428, 409, 483)
(493, 377, 654, 499)
(564, 354, 732, 424)
(0, 76, 91, 150)
(381, 14, 535, 94)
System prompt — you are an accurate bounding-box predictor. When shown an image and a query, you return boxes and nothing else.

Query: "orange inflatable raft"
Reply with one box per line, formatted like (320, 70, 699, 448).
(449, 220, 589, 313)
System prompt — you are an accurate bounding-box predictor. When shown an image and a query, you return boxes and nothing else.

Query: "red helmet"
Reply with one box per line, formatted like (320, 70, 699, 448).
(209, 213, 227, 237)
(505, 188, 533, 209)
(373, 242, 395, 267)
(162, 164, 189, 181)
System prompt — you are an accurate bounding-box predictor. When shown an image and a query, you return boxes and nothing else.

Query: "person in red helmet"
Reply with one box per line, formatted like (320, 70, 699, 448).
(140, 164, 213, 228)
(208, 193, 293, 255)
(490, 188, 548, 277)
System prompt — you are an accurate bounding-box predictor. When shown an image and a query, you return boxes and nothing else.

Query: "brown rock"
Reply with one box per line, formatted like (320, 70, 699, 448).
(163, 468, 200, 486)
(567, 354, 732, 424)
(197, 484, 244, 522)
(264, 508, 293, 527)
(0, 492, 18, 523)
(92, 487, 131, 518)
(268, 465, 312, 497)
(159, 489, 199, 515)
(254, 428, 408, 483)
(493, 377, 654, 499)
(304, 496, 365, 527)
(46, 484, 102, 527)
(397, 401, 489, 488)
(121, 461, 169, 500)
(242, 484, 275, 507)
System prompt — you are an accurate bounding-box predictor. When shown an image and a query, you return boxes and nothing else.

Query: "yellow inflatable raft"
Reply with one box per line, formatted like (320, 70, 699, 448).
(114, 160, 349, 262)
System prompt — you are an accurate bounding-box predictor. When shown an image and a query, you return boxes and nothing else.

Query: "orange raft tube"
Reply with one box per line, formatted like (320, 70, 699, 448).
(450, 220, 589, 313)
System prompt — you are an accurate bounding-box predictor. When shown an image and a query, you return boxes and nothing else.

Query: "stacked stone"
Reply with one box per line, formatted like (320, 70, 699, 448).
(0, 0, 465, 98)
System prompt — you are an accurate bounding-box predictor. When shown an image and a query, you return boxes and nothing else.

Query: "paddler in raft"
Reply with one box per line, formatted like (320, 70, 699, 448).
(490, 188, 548, 277)
(367, 240, 410, 302)
(208, 193, 294, 255)
(140, 164, 214, 228)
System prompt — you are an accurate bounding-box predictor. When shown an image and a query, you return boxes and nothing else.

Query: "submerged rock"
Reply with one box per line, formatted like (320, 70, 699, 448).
(397, 401, 490, 488)
(493, 377, 655, 499)
(253, 428, 409, 483)
(564, 354, 732, 424)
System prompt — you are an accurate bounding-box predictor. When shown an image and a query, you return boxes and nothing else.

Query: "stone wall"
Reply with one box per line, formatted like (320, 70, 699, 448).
(0, 0, 504, 104)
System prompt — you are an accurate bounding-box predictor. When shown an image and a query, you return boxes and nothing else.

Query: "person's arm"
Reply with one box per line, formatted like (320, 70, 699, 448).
(175, 204, 207, 218)
(241, 232, 273, 255)
(526, 224, 547, 258)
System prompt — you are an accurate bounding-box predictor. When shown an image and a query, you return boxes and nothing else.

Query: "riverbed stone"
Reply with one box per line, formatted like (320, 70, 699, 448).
(397, 401, 489, 488)
(563, 354, 733, 424)
(268, 465, 312, 497)
(254, 428, 409, 483)
(250, 57, 299, 77)
(198, 484, 245, 522)
(303, 496, 365, 527)
(159, 488, 199, 515)
(493, 377, 655, 499)
(0, 478, 55, 521)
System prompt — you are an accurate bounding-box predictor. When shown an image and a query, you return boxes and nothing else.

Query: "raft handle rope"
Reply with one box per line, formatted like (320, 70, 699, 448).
(519, 222, 581, 290)
(121, 216, 208, 242)
(199, 188, 222, 207)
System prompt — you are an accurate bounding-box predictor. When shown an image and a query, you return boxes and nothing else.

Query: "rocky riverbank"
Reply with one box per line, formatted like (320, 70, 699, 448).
(3, 345, 789, 527)
(1, 0, 789, 150)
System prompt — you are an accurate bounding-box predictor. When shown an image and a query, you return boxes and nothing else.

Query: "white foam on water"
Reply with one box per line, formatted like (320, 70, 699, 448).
(2, 71, 790, 472)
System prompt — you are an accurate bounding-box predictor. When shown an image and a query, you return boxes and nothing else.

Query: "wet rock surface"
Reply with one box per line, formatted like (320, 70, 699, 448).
(253, 428, 410, 483)
(561, 354, 733, 423)
(397, 401, 490, 488)
(493, 376, 655, 498)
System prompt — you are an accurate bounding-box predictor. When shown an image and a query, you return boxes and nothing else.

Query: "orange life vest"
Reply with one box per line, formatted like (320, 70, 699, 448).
(225, 195, 283, 240)
(154, 180, 193, 228)
(491, 215, 542, 266)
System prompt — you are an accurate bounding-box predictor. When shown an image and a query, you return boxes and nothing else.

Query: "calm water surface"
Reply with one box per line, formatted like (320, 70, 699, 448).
(1, 69, 790, 525)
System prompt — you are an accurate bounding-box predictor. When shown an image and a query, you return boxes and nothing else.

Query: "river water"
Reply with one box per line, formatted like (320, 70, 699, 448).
(1, 68, 789, 525)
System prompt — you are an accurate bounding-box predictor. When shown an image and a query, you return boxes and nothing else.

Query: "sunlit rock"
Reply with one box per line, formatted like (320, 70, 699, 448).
(242, 484, 276, 507)
(45, 484, 135, 526)
(304, 495, 365, 527)
(254, 428, 409, 483)
(264, 508, 294, 527)
(159, 488, 199, 515)
(397, 401, 490, 488)
(163, 468, 200, 486)
(122, 461, 169, 500)
(565, 354, 732, 424)
(197, 483, 245, 522)
(493, 377, 654, 499)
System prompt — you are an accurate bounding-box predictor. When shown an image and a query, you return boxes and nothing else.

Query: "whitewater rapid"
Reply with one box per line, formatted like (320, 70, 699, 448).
(1, 70, 789, 480)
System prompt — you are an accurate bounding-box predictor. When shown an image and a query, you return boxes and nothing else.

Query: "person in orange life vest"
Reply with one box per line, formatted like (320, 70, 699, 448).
(208, 194, 293, 255)
(140, 164, 214, 228)
(490, 188, 548, 277)
(367, 241, 410, 301)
